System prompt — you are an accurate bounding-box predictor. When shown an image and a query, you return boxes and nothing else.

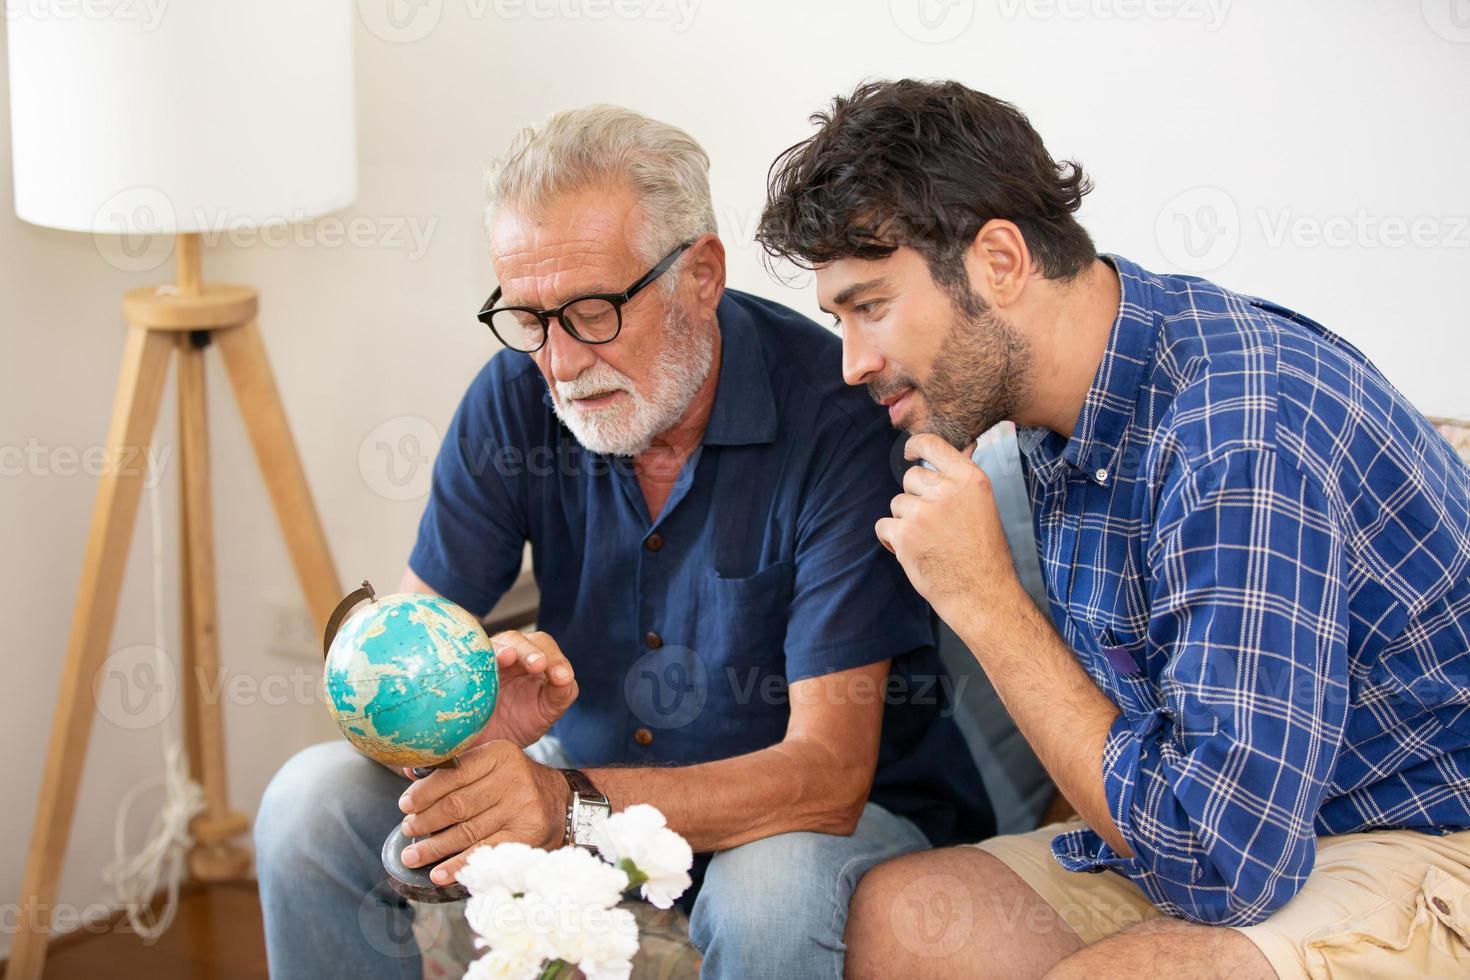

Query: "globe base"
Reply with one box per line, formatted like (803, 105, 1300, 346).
(381, 824, 469, 904)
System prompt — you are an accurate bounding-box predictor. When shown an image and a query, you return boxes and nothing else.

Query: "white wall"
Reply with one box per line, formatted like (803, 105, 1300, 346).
(3, 0, 1467, 955)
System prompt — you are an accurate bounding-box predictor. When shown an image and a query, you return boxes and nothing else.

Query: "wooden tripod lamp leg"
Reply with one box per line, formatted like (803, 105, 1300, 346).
(175, 336, 251, 882)
(178, 341, 204, 798)
(214, 321, 341, 631)
(9, 325, 174, 980)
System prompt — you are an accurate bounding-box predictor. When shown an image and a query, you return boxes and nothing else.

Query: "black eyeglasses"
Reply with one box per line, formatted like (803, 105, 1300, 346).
(476, 240, 695, 353)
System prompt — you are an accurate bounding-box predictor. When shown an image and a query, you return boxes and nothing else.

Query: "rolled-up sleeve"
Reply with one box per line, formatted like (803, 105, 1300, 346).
(1052, 447, 1351, 925)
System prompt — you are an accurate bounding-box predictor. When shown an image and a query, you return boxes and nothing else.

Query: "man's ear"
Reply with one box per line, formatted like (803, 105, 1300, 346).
(967, 219, 1031, 308)
(685, 233, 727, 315)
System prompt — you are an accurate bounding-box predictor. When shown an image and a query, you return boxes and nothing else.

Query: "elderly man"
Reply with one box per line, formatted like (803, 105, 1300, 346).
(254, 105, 992, 979)
(756, 79, 1470, 979)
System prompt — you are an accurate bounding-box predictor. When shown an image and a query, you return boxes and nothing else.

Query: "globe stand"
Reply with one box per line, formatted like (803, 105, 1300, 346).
(323, 582, 478, 905)
(382, 810, 469, 903)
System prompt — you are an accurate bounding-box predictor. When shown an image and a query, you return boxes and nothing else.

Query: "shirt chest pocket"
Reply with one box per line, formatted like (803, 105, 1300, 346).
(697, 561, 794, 721)
(1090, 628, 1162, 719)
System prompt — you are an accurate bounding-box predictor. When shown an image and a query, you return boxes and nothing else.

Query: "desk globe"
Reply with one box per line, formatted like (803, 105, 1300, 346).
(323, 581, 498, 900)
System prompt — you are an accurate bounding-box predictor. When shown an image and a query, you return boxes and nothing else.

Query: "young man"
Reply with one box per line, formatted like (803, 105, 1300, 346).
(254, 105, 991, 980)
(757, 79, 1470, 978)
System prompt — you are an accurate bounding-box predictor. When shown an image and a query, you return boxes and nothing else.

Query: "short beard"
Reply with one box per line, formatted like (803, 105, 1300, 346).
(549, 299, 715, 456)
(869, 283, 1032, 449)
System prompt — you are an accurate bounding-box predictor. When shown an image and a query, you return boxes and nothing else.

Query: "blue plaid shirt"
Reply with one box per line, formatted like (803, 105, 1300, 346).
(1020, 255, 1470, 925)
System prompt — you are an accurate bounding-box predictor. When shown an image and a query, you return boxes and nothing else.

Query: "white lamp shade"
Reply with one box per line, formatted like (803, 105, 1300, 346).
(7, 0, 357, 235)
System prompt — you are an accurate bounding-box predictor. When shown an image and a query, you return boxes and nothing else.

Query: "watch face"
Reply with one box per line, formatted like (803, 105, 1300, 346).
(575, 801, 608, 842)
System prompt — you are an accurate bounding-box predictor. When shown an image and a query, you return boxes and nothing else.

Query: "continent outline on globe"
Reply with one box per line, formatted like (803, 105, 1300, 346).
(324, 592, 499, 768)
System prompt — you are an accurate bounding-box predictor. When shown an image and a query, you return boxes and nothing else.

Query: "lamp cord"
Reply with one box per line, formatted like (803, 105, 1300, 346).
(100, 467, 205, 941)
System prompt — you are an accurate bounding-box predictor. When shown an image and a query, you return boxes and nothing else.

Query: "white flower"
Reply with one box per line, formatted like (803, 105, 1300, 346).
(461, 946, 544, 980)
(457, 841, 544, 895)
(591, 804, 693, 909)
(523, 845, 630, 912)
(464, 888, 520, 942)
(459, 839, 651, 980)
(556, 905, 639, 980)
(464, 892, 555, 960)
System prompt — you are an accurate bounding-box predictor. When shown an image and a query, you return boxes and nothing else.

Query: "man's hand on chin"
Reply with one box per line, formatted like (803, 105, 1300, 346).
(875, 433, 1030, 637)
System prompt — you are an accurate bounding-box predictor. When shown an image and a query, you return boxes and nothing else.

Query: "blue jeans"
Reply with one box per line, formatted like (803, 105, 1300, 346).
(255, 739, 931, 979)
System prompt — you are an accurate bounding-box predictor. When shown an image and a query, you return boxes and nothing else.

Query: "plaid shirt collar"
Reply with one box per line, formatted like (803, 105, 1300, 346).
(1019, 254, 1163, 487)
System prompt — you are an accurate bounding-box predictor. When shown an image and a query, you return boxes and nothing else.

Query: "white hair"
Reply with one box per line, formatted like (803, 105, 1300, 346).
(485, 104, 718, 275)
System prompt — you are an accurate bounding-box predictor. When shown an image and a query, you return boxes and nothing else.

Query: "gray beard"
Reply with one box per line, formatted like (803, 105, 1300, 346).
(549, 302, 716, 457)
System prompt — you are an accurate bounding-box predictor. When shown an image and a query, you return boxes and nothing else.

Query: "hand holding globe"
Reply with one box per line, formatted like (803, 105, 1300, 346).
(456, 628, 580, 754)
(321, 581, 579, 901)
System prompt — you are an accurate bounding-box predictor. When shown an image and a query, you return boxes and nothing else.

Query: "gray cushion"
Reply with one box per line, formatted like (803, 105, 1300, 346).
(933, 423, 1055, 836)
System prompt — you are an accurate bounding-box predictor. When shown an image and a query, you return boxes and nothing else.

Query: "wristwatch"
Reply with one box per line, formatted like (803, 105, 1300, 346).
(558, 768, 610, 852)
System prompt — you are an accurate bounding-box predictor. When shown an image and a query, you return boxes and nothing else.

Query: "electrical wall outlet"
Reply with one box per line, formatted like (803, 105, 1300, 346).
(268, 603, 320, 664)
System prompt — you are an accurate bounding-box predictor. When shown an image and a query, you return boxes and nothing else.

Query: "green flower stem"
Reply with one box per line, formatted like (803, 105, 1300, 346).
(537, 959, 575, 980)
(618, 858, 648, 893)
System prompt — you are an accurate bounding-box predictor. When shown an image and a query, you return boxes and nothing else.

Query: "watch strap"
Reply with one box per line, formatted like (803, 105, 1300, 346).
(558, 768, 609, 850)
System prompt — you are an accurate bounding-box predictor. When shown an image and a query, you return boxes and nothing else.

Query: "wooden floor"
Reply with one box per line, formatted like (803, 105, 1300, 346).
(3, 882, 268, 980)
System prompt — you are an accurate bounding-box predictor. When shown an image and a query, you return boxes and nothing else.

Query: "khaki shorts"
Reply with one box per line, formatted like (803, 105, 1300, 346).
(973, 820, 1470, 979)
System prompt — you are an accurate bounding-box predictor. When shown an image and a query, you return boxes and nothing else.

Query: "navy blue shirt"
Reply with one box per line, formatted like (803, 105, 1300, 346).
(409, 288, 992, 848)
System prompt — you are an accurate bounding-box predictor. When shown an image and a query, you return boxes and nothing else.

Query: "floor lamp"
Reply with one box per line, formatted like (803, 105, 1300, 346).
(7, 6, 355, 976)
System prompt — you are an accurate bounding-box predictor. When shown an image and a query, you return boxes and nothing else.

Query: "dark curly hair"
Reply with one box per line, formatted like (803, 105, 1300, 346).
(757, 79, 1095, 296)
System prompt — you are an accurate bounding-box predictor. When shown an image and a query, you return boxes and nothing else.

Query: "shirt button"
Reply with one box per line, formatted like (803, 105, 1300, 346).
(1095, 468, 1109, 482)
(634, 727, 654, 746)
(644, 631, 663, 650)
(645, 533, 664, 552)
